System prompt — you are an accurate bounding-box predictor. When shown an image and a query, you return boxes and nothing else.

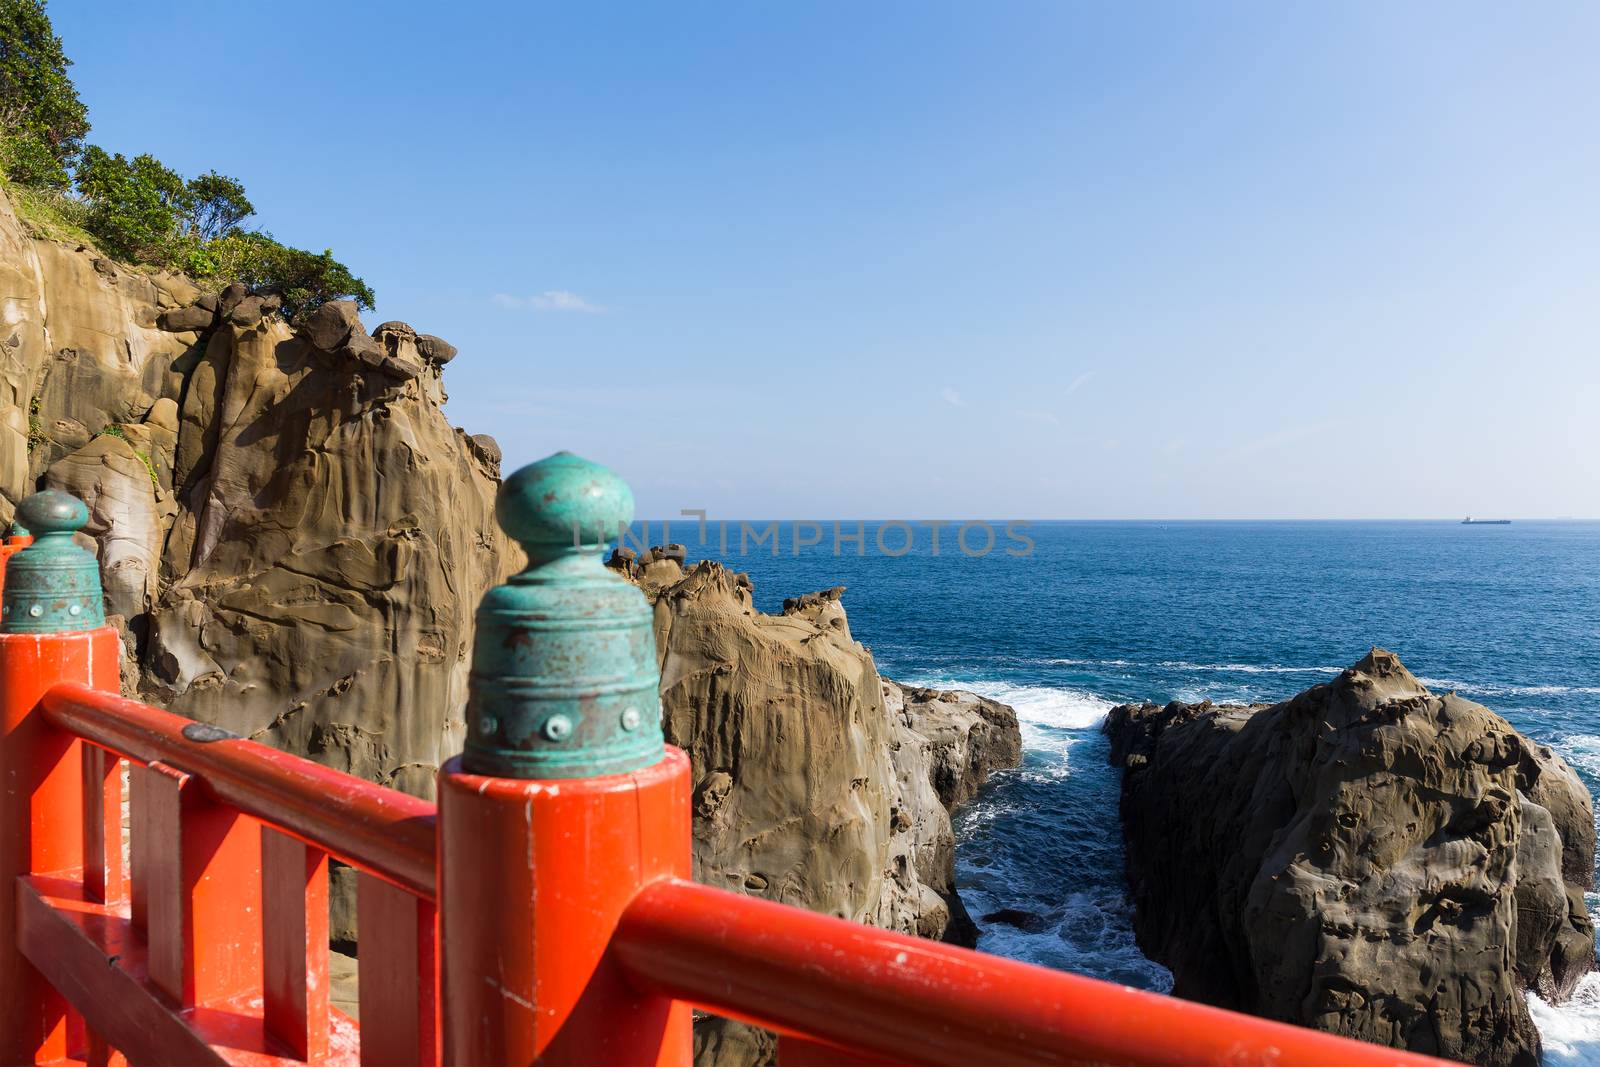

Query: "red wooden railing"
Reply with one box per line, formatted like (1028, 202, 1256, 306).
(0, 638, 1458, 1065)
(0, 498, 1460, 1066)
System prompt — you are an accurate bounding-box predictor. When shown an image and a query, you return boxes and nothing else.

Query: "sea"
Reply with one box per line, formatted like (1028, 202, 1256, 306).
(681, 518, 1600, 1065)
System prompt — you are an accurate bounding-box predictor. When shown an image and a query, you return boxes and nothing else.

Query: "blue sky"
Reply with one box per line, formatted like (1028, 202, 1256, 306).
(54, 2, 1599, 518)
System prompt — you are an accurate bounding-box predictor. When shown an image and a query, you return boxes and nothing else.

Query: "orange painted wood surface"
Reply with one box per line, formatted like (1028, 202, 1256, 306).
(262, 829, 330, 1062)
(0, 626, 119, 1064)
(18, 874, 359, 1065)
(40, 683, 435, 897)
(79, 744, 122, 905)
(616, 877, 1460, 1067)
(356, 872, 439, 1067)
(437, 747, 695, 1067)
(128, 763, 149, 933)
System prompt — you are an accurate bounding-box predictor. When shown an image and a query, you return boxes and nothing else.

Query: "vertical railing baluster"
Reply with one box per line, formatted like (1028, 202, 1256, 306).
(81, 746, 123, 904)
(356, 872, 439, 1066)
(142, 760, 190, 1003)
(129, 764, 149, 933)
(141, 758, 264, 1007)
(263, 828, 330, 1061)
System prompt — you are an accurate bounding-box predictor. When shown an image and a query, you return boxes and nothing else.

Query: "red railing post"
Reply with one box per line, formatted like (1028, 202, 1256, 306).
(0, 492, 118, 1063)
(437, 453, 693, 1065)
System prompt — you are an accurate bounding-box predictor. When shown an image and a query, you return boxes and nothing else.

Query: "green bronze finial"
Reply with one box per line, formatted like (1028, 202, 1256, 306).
(463, 451, 665, 778)
(2, 490, 105, 633)
(9, 519, 29, 540)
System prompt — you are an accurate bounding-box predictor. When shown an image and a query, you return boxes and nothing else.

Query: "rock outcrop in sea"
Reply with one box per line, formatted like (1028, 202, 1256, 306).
(1103, 649, 1595, 1067)
(616, 553, 1022, 1067)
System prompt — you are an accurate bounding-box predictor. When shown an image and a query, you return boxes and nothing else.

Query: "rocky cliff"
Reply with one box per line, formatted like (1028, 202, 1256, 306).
(0, 189, 507, 844)
(0, 183, 1022, 1021)
(615, 552, 1022, 1067)
(1104, 649, 1595, 1067)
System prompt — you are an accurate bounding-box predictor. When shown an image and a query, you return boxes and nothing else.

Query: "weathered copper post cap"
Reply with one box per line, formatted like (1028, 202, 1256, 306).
(496, 449, 634, 554)
(2, 490, 105, 634)
(464, 452, 664, 778)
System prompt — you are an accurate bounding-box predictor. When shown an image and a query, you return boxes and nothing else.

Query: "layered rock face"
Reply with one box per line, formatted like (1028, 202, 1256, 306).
(1104, 649, 1595, 1067)
(617, 555, 1021, 1067)
(1, 184, 1020, 1045)
(0, 190, 507, 823)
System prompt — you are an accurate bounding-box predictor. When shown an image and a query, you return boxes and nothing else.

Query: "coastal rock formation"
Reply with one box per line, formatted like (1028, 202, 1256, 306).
(1104, 649, 1595, 1067)
(0, 176, 1017, 1018)
(0, 190, 509, 939)
(617, 555, 1021, 1066)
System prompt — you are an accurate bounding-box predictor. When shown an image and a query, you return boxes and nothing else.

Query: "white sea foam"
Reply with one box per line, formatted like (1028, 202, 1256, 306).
(1555, 735, 1600, 777)
(1528, 973, 1600, 1066)
(963, 887, 1176, 993)
(1158, 660, 1343, 675)
(956, 681, 1114, 732)
(1416, 677, 1600, 699)
(1041, 657, 1135, 668)
(903, 676, 1113, 733)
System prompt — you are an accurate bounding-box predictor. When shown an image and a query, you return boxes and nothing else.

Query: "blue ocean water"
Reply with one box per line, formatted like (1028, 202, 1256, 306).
(681, 519, 1600, 1064)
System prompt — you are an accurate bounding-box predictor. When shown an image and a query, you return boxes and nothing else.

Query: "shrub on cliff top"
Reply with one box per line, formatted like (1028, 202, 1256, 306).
(0, 0, 87, 190)
(70, 151, 373, 313)
(188, 231, 376, 315)
(74, 147, 189, 261)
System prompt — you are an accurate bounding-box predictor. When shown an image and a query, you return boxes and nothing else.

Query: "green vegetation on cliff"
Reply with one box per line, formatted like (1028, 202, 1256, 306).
(0, 0, 372, 313)
(0, 0, 84, 189)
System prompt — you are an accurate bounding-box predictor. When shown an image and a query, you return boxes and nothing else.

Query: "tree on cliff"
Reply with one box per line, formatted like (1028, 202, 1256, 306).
(74, 147, 190, 261)
(0, 0, 373, 314)
(0, 0, 87, 189)
(181, 171, 254, 241)
(72, 149, 374, 314)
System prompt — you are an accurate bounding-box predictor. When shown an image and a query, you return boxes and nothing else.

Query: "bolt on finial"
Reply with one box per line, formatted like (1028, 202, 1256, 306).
(463, 452, 664, 778)
(2, 490, 105, 634)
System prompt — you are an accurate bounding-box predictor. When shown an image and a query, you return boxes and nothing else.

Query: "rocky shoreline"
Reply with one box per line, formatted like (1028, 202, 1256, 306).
(1103, 649, 1595, 1067)
(614, 552, 1022, 1065)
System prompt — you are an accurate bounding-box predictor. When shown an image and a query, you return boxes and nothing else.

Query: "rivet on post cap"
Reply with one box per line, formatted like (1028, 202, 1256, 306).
(463, 451, 665, 778)
(2, 490, 105, 634)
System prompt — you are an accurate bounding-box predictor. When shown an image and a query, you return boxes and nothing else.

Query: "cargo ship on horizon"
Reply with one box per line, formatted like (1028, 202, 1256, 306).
(1462, 516, 1512, 524)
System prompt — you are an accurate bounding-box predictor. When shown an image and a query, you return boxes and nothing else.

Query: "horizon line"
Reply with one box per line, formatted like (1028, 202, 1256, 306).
(629, 516, 1595, 524)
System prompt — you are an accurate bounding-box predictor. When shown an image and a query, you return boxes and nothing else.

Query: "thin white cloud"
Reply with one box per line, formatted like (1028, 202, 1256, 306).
(493, 290, 604, 313)
(1067, 371, 1096, 395)
(1015, 408, 1060, 426)
(940, 387, 964, 407)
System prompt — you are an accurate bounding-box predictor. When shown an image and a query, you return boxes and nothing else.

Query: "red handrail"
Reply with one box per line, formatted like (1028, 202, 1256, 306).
(41, 682, 436, 898)
(614, 877, 1455, 1067)
(8, 658, 1469, 1066)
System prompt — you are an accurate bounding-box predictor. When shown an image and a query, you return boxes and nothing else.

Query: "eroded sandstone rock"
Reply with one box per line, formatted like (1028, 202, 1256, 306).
(1103, 649, 1595, 1067)
(0, 187, 511, 942)
(620, 556, 1021, 1065)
